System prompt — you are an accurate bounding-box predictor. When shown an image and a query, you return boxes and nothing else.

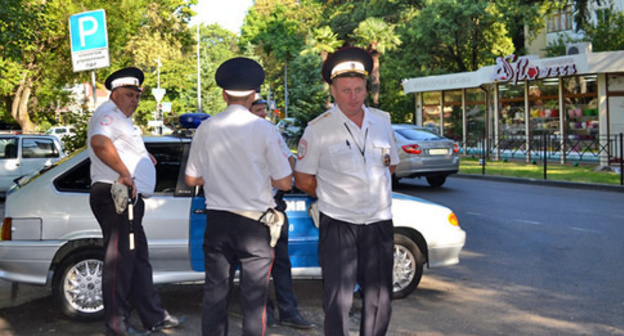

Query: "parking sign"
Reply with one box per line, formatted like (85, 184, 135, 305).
(69, 9, 110, 72)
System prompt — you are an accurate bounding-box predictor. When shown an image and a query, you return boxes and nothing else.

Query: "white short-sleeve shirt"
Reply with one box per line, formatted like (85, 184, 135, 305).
(185, 104, 292, 212)
(87, 100, 156, 196)
(295, 105, 399, 224)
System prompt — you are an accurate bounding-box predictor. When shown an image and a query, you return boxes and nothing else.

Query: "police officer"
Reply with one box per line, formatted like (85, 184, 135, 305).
(294, 47, 400, 336)
(184, 58, 293, 336)
(249, 93, 314, 330)
(88, 67, 184, 336)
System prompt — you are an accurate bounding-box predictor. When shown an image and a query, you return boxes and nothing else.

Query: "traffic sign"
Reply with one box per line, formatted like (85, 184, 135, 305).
(161, 102, 172, 112)
(69, 9, 110, 72)
(152, 88, 166, 103)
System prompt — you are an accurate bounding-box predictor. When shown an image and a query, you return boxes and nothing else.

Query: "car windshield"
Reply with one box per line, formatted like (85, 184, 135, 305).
(395, 128, 443, 141)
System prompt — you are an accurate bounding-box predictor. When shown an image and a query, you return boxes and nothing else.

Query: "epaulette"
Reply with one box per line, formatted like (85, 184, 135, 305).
(308, 111, 331, 126)
(368, 107, 391, 120)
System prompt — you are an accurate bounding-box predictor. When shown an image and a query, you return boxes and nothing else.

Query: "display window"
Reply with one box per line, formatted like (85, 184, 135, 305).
(562, 75, 598, 140)
(498, 82, 526, 138)
(528, 78, 560, 136)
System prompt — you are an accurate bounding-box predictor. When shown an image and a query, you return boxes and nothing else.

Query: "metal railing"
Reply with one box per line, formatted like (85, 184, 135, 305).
(462, 132, 624, 185)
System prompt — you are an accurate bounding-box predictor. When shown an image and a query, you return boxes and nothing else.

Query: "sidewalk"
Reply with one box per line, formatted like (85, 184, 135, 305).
(456, 173, 624, 193)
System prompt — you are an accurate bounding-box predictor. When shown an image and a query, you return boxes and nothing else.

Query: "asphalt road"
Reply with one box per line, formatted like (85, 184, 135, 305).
(1, 176, 624, 335)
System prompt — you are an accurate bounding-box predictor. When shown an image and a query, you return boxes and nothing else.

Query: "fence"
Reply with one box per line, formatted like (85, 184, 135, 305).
(462, 132, 624, 185)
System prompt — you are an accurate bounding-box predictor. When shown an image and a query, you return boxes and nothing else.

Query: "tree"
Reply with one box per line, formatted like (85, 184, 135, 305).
(300, 26, 344, 108)
(353, 17, 402, 107)
(287, 52, 327, 140)
(0, 0, 195, 133)
(401, 0, 514, 74)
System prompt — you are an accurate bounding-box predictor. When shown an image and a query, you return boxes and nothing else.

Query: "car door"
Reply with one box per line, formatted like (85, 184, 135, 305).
(188, 188, 320, 272)
(142, 141, 196, 272)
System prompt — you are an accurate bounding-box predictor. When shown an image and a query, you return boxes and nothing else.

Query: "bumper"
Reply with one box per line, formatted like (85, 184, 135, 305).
(395, 157, 460, 179)
(0, 241, 64, 285)
(427, 228, 466, 268)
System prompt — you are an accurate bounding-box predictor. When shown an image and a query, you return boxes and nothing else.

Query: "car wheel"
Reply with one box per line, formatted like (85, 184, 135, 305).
(52, 250, 105, 321)
(426, 175, 446, 187)
(393, 233, 424, 299)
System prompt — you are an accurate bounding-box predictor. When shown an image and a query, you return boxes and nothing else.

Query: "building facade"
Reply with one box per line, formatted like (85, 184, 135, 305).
(402, 50, 624, 165)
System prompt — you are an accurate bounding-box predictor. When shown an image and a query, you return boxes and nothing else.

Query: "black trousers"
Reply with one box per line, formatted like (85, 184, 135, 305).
(90, 183, 166, 335)
(201, 210, 274, 336)
(318, 213, 394, 336)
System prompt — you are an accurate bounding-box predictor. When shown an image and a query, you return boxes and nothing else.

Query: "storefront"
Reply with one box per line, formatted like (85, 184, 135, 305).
(402, 51, 624, 165)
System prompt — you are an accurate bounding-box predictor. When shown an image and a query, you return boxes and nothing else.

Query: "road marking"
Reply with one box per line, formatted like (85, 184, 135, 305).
(570, 227, 602, 234)
(513, 219, 542, 225)
(465, 211, 485, 216)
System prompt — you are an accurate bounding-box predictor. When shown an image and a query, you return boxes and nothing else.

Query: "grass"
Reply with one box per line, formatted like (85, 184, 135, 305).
(460, 157, 624, 186)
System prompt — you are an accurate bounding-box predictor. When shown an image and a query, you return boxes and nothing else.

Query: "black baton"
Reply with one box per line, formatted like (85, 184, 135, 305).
(127, 186, 135, 251)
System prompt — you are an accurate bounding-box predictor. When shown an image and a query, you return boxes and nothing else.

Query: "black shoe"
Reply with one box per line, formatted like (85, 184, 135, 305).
(149, 315, 186, 332)
(280, 313, 314, 329)
(266, 311, 277, 327)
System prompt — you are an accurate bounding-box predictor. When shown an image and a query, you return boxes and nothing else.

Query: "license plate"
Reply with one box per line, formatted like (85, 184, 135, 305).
(428, 148, 449, 155)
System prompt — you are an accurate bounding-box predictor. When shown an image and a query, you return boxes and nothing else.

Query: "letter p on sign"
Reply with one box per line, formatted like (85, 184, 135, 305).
(78, 16, 98, 48)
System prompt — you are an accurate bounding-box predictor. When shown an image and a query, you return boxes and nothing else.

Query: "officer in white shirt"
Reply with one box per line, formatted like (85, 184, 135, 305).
(185, 58, 292, 336)
(88, 67, 184, 336)
(295, 47, 400, 336)
(249, 94, 314, 329)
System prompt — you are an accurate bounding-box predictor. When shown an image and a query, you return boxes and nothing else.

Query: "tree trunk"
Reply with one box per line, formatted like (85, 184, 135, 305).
(370, 50, 380, 108)
(11, 74, 35, 133)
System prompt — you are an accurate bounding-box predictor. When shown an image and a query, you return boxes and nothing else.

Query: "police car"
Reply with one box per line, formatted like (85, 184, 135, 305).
(0, 114, 465, 321)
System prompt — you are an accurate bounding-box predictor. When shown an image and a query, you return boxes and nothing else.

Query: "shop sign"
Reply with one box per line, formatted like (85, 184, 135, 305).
(490, 55, 577, 85)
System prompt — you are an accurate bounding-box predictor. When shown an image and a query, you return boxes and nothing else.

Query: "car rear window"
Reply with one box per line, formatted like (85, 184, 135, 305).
(395, 128, 443, 141)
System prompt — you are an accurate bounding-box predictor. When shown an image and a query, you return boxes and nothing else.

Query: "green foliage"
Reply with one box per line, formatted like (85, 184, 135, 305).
(0, 0, 196, 132)
(353, 17, 401, 54)
(287, 53, 327, 135)
(582, 6, 624, 51)
(60, 110, 90, 154)
(401, 0, 514, 73)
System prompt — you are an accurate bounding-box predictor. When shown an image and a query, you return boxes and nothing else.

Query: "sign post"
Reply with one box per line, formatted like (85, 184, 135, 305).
(152, 88, 167, 135)
(69, 9, 110, 107)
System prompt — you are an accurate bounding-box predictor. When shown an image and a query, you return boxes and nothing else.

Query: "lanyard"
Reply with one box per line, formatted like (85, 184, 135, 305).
(343, 122, 368, 161)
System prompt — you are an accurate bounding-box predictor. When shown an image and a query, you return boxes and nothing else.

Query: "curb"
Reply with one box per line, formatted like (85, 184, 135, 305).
(454, 173, 624, 193)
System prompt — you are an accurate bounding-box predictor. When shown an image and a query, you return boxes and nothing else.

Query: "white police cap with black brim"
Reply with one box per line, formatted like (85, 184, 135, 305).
(321, 46, 373, 84)
(105, 67, 144, 92)
(215, 57, 265, 97)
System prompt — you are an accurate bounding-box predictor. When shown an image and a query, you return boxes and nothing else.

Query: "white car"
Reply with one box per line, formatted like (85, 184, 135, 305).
(0, 123, 465, 321)
(44, 126, 76, 140)
(0, 134, 66, 194)
(276, 117, 301, 138)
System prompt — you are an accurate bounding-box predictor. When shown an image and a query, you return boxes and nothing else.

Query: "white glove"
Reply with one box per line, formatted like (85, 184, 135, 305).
(308, 201, 320, 229)
(259, 208, 284, 247)
(110, 181, 129, 215)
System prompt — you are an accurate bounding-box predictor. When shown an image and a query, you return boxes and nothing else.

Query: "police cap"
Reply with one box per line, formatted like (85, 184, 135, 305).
(215, 57, 265, 97)
(321, 47, 373, 84)
(105, 67, 144, 92)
